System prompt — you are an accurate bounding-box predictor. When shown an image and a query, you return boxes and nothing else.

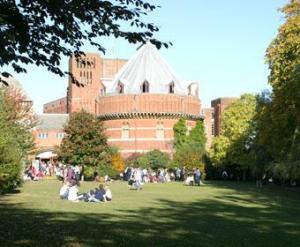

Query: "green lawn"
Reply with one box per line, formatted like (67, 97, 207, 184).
(0, 180, 299, 247)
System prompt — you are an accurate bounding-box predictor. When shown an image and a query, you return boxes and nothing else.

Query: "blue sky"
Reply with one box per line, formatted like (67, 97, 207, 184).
(7, 0, 288, 113)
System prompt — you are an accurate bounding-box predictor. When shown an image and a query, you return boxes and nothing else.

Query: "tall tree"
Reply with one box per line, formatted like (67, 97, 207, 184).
(0, 0, 169, 85)
(59, 111, 111, 168)
(265, 0, 300, 159)
(209, 94, 258, 179)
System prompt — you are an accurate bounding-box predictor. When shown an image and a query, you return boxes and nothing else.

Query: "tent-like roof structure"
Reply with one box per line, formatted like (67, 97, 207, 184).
(109, 41, 185, 95)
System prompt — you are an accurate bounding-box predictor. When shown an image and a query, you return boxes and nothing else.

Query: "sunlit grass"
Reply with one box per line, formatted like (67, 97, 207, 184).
(0, 180, 299, 246)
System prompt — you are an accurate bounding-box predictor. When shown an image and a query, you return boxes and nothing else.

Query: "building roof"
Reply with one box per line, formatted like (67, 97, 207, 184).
(109, 41, 185, 95)
(35, 114, 69, 131)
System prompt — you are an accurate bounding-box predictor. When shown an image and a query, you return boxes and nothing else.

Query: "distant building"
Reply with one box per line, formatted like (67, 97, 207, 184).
(211, 97, 237, 136)
(43, 54, 127, 114)
(41, 42, 217, 157)
(32, 114, 69, 157)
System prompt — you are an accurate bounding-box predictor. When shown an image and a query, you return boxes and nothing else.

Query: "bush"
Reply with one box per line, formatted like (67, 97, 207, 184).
(173, 144, 206, 178)
(137, 149, 170, 170)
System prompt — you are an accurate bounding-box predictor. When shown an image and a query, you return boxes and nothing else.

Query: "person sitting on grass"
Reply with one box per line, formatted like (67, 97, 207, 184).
(103, 185, 112, 202)
(59, 181, 70, 199)
(68, 182, 83, 202)
(185, 173, 194, 186)
(88, 184, 106, 202)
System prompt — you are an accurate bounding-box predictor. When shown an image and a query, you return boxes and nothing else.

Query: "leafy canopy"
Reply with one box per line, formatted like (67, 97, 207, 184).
(59, 111, 111, 167)
(0, 0, 169, 85)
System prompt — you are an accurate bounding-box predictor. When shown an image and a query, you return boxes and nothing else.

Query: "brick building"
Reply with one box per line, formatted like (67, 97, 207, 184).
(211, 97, 237, 136)
(42, 42, 213, 156)
(32, 114, 69, 158)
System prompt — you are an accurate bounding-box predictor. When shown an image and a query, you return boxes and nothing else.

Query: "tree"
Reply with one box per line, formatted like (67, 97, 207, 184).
(172, 144, 206, 177)
(137, 149, 170, 170)
(173, 118, 188, 150)
(0, 0, 168, 85)
(0, 88, 34, 193)
(265, 0, 300, 159)
(59, 111, 111, 169)
(209, 94, 258, 179)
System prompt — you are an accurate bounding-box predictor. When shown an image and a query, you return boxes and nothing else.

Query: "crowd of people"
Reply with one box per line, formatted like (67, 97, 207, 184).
(122, 166, 203, 189)
(24, 159, 204, 204)
(23, 160, 83, 182)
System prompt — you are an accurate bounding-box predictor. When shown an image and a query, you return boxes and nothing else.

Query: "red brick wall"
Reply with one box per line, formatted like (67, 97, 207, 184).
(104, 118, 197, 157)
(211, 97, 237, 136)
(43, 97, 67, 114)
(33, 129, 65, 151)
(96, 94, 201, 117)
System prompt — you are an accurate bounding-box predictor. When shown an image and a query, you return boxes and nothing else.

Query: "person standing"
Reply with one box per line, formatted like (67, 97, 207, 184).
(195, 168, 201, 186)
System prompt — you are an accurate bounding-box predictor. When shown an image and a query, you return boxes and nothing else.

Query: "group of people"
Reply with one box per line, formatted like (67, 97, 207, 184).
(59, 181, 112, 203)
(185, 168, 202, 186)
(122, 166, 203, 189)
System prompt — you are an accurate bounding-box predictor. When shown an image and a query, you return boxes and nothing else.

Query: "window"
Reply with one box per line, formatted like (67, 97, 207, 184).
(156, 122, 164, 139)
(90, 71, 92, 80)
(100, 86, 106, 96)
(117, 81, 124, 94)
(38, 133, 48, 139)
(169, 81, 175, 94)
(56, 133, 65, 139)
(141, 80, 149, 93)
(93, 57, 96, 68)
(121, 123, 130, 139)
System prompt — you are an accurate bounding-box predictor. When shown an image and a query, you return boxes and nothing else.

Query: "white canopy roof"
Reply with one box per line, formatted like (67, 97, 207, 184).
(36, 151, 57, 159)
(109, 41, 185, 95)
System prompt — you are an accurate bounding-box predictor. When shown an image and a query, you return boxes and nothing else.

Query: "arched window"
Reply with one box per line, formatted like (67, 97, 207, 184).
(122, 122, 130, 139)
(117, 81, 124, 94)
(156, 122, 164, 139)
(141, 80, 149, 93)
(169, 81, 175, 94)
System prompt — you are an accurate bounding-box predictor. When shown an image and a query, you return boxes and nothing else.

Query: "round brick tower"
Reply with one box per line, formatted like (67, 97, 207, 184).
(96, 42, 202, 157)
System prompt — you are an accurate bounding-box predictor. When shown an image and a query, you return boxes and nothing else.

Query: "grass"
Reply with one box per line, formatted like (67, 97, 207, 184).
(0, 180, 300, 247)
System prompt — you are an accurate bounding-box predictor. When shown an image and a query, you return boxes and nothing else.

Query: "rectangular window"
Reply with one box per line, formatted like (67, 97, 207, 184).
(56, 133, 65, 139)
(38, 133, 48, 139)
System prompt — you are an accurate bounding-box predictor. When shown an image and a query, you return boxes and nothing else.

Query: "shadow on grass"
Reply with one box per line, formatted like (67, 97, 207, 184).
(0, 184, 300, 247)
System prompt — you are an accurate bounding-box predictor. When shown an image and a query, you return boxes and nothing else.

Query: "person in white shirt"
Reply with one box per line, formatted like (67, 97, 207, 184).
(59, 181, 70, 199)
(103, 186, 112, 202)
(67, 185, 83, 202)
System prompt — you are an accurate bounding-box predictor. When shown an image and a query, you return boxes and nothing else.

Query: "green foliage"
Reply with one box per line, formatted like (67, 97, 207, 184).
(0, 89, 34, 193)
(59, 111, 112, 172)
(188, 120, 207, 151)
(258, 0, 300, 182)
(0, 0, 169, 84)
(209, 94, 258, 177)
(173, 118, 206, 175)
(172, 144, 206, 177)
(137, 149, 170, 170)
(173, 118, 188, 150)
(125, 153, 142, 168)
(210, 136, 230, 167)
